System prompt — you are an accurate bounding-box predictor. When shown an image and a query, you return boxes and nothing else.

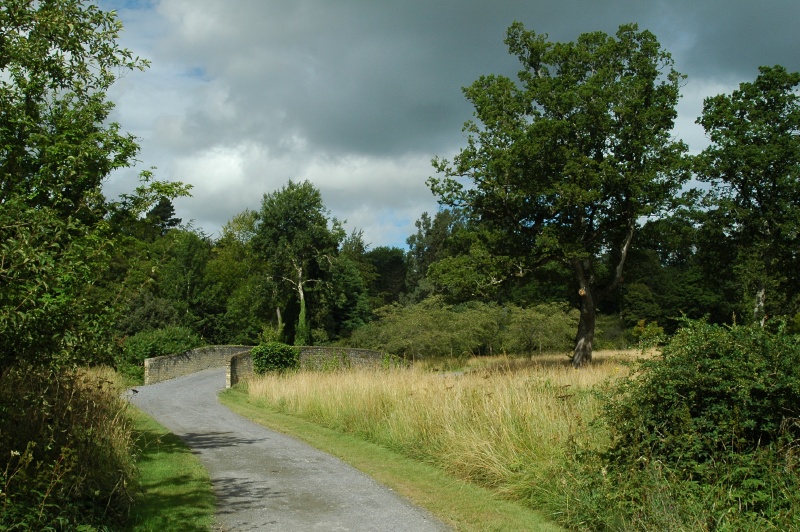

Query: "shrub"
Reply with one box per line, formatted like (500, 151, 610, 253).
(118, 326, 203, 381)
(629, 318, 666, 351)
(349, 297, 579, 358)
(567, 319, 800, 529)
(499, 303, 578, 355)
(0, 365, 137, 529)
(593, 313, 628, 350)
(252, 342, 299, 374)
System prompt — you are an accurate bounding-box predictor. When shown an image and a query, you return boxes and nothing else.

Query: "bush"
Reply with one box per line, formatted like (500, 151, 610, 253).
(629, 318, 666, 351)
(252, 342, 299, 374)
(593, 313, 628, 350)
(0, 365, 137, 529)
(349, 297, 579, 359)
(118, 326, 203, 381)
(566, 319, 800, 529)
(499, 303, 578, 355)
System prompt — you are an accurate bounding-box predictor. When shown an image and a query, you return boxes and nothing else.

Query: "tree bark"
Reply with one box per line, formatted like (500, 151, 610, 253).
(754, 282, 767, 327)
(569, 217, 635, 368)
(572, 285, 596, 368)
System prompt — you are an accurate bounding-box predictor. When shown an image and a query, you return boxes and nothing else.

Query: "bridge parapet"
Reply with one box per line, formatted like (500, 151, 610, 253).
(144, 345, 385, 387)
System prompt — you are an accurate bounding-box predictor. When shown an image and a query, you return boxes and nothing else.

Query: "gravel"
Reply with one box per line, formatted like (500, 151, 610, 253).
(128, 367, 450, 531)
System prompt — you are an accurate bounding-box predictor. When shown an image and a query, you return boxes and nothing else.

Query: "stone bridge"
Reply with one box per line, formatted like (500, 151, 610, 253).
(143, 345, 385, 387)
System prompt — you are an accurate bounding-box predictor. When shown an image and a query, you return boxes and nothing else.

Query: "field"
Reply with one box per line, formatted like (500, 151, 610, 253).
(241, 350, 646, 527)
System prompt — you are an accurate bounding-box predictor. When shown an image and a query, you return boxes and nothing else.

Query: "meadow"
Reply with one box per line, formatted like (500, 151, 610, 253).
(241, 350, 644, 528)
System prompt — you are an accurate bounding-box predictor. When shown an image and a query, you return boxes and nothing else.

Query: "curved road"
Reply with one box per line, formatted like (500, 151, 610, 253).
(129, 367, 450, 531)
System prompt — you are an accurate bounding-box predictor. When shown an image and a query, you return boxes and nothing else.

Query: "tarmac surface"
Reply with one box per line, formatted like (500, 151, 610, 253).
(129, 367, 450, 531)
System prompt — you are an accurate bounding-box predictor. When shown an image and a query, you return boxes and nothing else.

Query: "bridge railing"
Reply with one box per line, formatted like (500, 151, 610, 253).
(144, 345, 386, 387)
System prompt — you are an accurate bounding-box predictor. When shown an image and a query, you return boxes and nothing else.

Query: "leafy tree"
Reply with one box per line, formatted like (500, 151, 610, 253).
(405, 209, 465, 300)
(695, 65, 800, 324)
(144, 197, 182, 236)
(430, 22, 688, 367)
(204, 209, 271, 343)
(620, 282, 662, 327)
(252, 180, 344, 345)
(318, 230, 372, 339)
(621, 214, 736, 330)
(426, 228, 515, 303)
(364, 246, 408, 307)
(0, 0, 149, 370)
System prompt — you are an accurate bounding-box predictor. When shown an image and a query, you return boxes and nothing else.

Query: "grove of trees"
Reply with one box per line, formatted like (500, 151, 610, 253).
(5, 17, 796, 370)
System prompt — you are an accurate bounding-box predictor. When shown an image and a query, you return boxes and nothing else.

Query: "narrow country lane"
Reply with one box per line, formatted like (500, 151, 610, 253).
(128, 367, 450, 531)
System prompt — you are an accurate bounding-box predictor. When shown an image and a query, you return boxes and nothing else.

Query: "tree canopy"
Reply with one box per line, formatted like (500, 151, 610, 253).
(252, 180, 345, 345)
(430, 22, 689, 366)
(0, 0, 149, 370)
(695, 65, 800, 324)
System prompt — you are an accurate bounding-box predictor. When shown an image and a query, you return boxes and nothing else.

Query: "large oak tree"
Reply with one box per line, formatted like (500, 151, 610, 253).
(430, 22, 688, 366)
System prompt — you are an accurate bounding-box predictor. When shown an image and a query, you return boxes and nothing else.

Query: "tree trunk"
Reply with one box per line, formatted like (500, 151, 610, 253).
(754, 282, 767, 327)
(275, 306, 284, 337)
(294, 263, 310, 346)
(572, 285, 596, 368)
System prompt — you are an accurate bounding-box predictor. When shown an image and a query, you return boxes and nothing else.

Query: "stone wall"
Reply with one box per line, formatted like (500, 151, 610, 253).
(227, 349, 254, 388)
(225, 346, 386, 387)
(144, 345, 253, 385)
(298, 347, 385, 370)
(144, 344, 385, 387)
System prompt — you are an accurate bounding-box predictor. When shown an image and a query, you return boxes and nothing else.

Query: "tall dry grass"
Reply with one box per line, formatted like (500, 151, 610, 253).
(0, 365, 138, 528)
(246, 350, 642, 504)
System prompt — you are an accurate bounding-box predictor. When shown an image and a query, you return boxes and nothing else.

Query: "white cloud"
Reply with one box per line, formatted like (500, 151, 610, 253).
(99, 0, 800, 249)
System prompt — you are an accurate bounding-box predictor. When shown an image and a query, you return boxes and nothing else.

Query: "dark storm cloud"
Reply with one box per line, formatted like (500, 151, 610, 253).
(100, 0, 800, 244)
(144, 0, 799, 160)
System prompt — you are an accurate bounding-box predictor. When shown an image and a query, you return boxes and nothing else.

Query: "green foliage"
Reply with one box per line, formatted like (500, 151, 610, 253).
(319, 246, 372, 340)
(429, 22, 689, 365)
(499, 303, 579, 355)
(789, 313, 800, 335)
(115, 291, 180, 337)
(0, 203, 116, 369)
(621, 282, 663, 327)
(629, 319, 666, 351)
(405, 209, 466, 301)
(566, 320, 800, 529)
(696, 66, 800, 323)
(119, 326, 203, 381)
(251, 342, 299, 374)
(593, 313, 628, 350)
(0, 0, 149, 371)
(364, 246, 407, 307)
(349, 298, 578, 359)
(294, 300, 310, 346)
(0, 367, 137, 529)
(252, 180, 345, 345)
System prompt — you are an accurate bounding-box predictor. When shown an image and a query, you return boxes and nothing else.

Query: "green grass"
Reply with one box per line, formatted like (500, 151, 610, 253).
(124, 408, 216, 531)
(219, 386, 562, 532)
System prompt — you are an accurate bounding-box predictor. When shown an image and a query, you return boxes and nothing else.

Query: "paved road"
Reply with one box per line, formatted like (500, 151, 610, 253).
(129, 367, 450, 531)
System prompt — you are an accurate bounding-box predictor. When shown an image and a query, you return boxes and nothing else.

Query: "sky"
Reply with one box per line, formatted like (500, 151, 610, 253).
(98, 0, 800, 249)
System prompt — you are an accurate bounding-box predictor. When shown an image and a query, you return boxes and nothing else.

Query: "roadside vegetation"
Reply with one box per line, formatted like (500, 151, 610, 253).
(124, 409, 215, 532)
(237, 320, 800, 530)
(0, 366, 138, 529)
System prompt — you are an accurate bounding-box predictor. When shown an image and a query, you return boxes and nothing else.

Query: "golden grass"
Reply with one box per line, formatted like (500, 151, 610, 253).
(245, 350, 644, 505)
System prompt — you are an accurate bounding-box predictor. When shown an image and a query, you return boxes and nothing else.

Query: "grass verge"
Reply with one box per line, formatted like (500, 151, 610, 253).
(124, 407, 215, 531)
(219, 386, 562, 532)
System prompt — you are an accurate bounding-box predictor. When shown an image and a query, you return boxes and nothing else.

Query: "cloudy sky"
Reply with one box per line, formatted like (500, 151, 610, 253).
(98, 0, 800, 248)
